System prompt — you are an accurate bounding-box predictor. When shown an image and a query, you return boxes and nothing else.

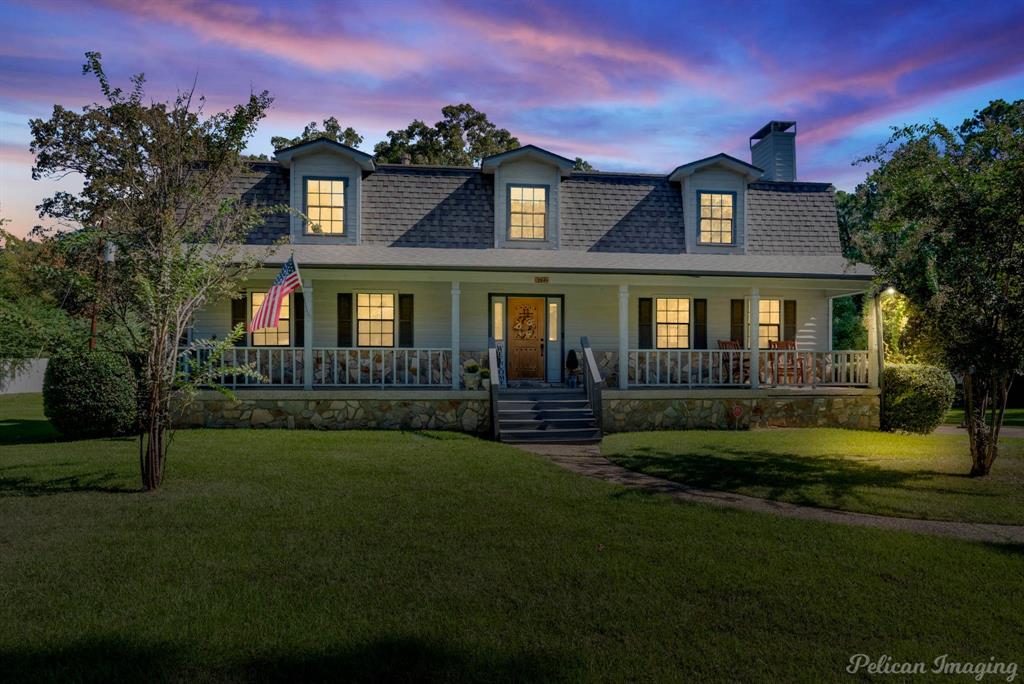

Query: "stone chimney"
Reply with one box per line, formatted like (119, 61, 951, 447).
(750, 121, 796, 182)
(400, 152, 412, 165)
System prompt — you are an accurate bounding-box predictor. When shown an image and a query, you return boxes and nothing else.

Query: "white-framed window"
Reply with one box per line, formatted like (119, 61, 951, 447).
(509, 185, 547, 240)
(250, 291, 290, 346)
(698, 191, 735, 244)
(655, 297, 690, 349)
(356, 292, 395, 347)
(304, 177, 346, 235)
(759, 298, 782, 347)
(492, 300, 504, 341)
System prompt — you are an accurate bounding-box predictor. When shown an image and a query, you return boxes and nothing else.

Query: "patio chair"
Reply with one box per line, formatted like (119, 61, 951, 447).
(768, 340, 805, 385)
(717, 339, 745, 384)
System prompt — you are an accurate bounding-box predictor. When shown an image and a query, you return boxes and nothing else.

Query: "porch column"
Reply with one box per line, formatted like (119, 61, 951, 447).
(618, 284, 629, 389)
(749, 288, 760, 389)
(303, 283, 314, 390)
(451, 281, 461, 390)
(867, 293, 882, 389)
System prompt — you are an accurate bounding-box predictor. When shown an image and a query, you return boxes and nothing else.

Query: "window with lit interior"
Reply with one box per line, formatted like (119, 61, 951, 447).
(759, 299, 781, 347)
(304, 178, 345, 235)
(656, 298, 689, 349)
(250, 292, 290, 346)
(509, 185, 547, 240)
(698, 192, 734, 244)
(357, 293, 395, 347)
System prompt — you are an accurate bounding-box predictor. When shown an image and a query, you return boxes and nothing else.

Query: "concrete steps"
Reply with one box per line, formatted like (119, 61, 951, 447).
(495, 389, 601, 444)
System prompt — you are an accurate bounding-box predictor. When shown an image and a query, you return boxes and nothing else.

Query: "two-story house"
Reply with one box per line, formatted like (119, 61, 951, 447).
(182, 121, 881, 442)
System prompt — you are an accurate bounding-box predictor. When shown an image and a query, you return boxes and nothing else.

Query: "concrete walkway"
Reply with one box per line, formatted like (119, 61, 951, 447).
(516, 444, 1024, 545)
(934, 424, 1024, 439)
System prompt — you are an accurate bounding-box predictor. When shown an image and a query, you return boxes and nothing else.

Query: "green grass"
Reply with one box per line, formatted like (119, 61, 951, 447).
(2, 394, 1023, 682)
(944, 407, 1024, 427)
(604, 428, 1024, 525)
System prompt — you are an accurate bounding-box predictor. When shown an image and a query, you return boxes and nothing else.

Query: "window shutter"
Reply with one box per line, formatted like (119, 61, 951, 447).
(293, 292, 304, 347)
(638, 298, 653, 350)
(730, 299, 745, 344)
(784, 300, 797, 341)
(231, 296, 247, 347)
(337, 293, 353, 347)
(398, 294, 414, 348)
(693, 299, 707, 349)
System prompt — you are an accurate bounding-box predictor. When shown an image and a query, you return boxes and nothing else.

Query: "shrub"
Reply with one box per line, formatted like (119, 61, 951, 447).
(881, 363, 956, 434)
(479, 368, 491, 379)
(43, 349, 138, 438)
(464, 362, 480, 374)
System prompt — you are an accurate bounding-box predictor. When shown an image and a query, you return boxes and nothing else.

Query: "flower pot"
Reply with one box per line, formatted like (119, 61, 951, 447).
(464, 372, 481, 390)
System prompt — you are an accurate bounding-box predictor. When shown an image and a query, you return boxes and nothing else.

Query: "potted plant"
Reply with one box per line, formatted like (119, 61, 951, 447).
(480, 367, 491, 390)
(463, 361, 481, 390)
(565, 349, 580, 388)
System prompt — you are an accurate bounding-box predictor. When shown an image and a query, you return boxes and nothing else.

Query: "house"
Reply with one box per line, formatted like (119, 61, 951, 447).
(181, 121, 881, 442)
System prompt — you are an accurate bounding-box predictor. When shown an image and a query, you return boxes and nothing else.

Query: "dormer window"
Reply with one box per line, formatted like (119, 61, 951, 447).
(508, 185, 547, 240)
(304, 177, 346, 235)
(698, 191, 735, 244)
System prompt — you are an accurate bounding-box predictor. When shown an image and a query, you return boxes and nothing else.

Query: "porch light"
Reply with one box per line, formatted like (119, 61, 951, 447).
(884, 286, 896, 296)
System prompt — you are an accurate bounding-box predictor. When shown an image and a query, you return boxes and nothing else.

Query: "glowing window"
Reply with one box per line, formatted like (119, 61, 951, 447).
(548, 301, 558, 342)
(655, 298, 689, 349)
(357, 293, 395, 347)
(250, 292, 290, 346)
(698, 192, 734, 244)
(509, 185, 547, 240)
(759, 299, 781, 347)
(305, 178, 345, 234)
(493, 300, 504, 341)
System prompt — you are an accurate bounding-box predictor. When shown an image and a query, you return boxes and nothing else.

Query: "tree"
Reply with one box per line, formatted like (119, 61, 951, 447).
(374, 104, 519, 166)
(271, 116, 363, 150)
(30, 52, 282, 489)
(850, 99, 1024, 476)
(573, 157, 594, 171)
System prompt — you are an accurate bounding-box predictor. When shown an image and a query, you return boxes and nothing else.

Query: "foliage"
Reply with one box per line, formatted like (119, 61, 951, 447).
(830, 295, 867, 350)
(573, 157, 594, 171)
(30, 52, 282, 488)
(271, 116, 363, 150)
(464, 362, 480, 374)
(42, 349, 137, 438)
(881, 364, 956, 434)
(479, 367, 491, 379)
(374, 103, 519, 166)
(849, 99, 1024, 475)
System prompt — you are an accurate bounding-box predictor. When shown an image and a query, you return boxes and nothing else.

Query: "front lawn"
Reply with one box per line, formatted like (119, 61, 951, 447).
(945, 407, 1024, 427)
(605, 428, 1024, 525)
(2, 394, 1023, 681)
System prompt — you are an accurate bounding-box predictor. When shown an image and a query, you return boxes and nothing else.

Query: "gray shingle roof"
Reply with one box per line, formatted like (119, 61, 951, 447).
(222, 161, 859, 276)
(746, 181, 842, 255)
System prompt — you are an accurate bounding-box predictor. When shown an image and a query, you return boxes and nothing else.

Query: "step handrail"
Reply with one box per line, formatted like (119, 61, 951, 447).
(488, 337, 501, 440)
(580, 336, 604, 437)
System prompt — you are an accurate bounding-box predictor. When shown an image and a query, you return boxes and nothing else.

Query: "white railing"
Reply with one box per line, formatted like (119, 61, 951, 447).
(759, 350, 869, 387)
(312, 348, 452, 386)
(628, 349, 869, 387)
(180, 347, 305, 387)
(629, 349, 752, 386)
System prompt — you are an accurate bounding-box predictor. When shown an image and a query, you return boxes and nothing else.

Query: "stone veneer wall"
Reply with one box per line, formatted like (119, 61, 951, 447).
(177, 390, 490, 433)
(603, 389, 880, 432)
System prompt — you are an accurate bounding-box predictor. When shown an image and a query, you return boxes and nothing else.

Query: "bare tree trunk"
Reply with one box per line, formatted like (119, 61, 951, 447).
(140, 334, 170, 490)
(964, 372, 1011, 477)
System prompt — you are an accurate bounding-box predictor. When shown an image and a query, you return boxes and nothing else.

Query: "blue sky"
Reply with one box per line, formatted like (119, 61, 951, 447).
(2, 0, 1023, 237)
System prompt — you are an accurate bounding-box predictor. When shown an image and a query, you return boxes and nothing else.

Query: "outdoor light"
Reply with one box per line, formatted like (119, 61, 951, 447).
(884, 286, 896, 296)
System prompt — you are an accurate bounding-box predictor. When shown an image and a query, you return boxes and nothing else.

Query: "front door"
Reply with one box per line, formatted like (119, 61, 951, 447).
(507, 297, 545, 381)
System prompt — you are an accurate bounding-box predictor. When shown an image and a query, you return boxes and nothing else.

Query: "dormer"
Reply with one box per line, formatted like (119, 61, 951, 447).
(481, 145, 573, 250)
(669, 153, 762, 255)
(274, 139, 376, 245)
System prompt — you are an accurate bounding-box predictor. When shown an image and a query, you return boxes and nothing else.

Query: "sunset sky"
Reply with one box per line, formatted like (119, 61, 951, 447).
(2, 0, 1023, 237)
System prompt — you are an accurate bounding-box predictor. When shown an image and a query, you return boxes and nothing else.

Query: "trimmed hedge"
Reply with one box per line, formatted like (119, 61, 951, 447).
(881, 363, 955, 434)
(43, 350, 138, 439)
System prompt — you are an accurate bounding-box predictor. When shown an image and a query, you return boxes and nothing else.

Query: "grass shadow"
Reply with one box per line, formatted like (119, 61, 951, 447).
(0, 418, 65, 446)
(0, 467, 139, 497)
(0, 635, 581, 683)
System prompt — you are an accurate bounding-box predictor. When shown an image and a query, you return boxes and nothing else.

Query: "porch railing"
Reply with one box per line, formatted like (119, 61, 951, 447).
(312, 347, 452, 386)
(627, 349, 869, 387)
(179, 347, 305, 387)
(580, 336, 605, 435)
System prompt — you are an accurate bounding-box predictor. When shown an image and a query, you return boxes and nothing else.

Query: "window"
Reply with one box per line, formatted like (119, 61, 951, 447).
(655, 297, 689, 349)
(492, 300, 504, 341)
(698, 192, 734, 244)
(250, 291, 290, 346)
(758, 299, 781, 347)
(304, 177, 345, 234)
(509, 185, 547, 240)
(357, 293, 395, 347)
(548, 301, 558, 342)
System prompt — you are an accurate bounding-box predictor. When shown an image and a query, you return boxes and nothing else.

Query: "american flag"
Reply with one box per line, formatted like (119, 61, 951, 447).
(248, 256, 303, 332)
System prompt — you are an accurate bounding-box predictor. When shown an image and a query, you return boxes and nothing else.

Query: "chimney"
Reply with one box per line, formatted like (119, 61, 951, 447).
(750, 121, 796, 182)
(400, 152, 412, 165)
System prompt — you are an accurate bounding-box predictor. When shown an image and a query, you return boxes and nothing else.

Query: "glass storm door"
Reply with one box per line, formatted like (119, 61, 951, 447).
(507, 297, 545, 380)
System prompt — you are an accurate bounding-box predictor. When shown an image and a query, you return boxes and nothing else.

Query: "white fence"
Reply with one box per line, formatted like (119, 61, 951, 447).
(627, 349, 869, 387)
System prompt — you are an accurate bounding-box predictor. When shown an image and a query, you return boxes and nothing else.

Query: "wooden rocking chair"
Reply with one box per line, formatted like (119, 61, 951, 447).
(767, 340, 805, 385)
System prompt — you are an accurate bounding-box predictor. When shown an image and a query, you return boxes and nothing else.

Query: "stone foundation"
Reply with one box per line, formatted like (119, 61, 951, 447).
(602, 388, 880, 432)
(177, 389, 490, 433)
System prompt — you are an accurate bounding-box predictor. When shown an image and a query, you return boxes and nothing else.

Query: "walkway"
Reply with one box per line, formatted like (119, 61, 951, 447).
(517, 444, 1024, 545)
(934, 424, 1024, 439)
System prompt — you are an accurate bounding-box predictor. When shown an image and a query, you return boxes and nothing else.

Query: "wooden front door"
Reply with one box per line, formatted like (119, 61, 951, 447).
(507, 297, 545, 381)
